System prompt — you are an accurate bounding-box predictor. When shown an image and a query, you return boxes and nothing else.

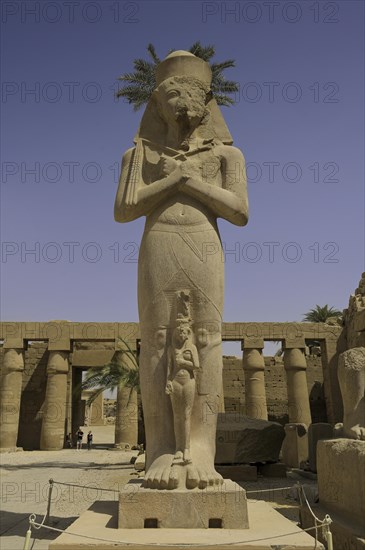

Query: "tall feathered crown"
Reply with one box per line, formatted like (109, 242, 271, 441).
(156, 51, 212, 88)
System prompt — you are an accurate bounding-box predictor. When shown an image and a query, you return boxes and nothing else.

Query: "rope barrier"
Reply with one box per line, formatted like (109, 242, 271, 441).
(22, 478, 333, 549)
(27, 516, 326, 547)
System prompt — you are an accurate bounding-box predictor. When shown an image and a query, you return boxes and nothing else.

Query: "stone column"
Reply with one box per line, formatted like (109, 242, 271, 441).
(0, 348, 24, 450)
(115, 386, 138, 448)
(242, 339, 268, 420)
(114, 340, 138, 448)
(40, 351, 69, 450)
(283, 344, 312, 426)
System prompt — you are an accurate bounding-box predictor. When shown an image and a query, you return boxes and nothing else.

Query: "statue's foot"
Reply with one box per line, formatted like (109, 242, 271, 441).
(343, 424, 365, 440)
(183, 449, 192, 464)
(144, 454, 176, 489)
(186, 463, 223, 489)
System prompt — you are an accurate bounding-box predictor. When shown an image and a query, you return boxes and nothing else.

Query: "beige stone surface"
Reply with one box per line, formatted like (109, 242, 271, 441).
(49, 499, 323, 549)
(114, 51, 248, 490)
(118, 479, 249, 529)
(317, 438, 365, 530)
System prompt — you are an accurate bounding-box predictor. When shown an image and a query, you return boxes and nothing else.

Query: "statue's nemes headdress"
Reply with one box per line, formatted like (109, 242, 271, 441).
(135, 50, 233, 145)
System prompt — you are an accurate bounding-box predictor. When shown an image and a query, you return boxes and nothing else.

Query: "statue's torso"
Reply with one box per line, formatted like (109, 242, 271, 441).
(143, 143, 222, 227)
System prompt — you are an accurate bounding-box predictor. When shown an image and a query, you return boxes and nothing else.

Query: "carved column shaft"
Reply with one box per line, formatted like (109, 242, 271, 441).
(242, 346, 268, 420)
(115, 386, 138, 448)
(0, 349, 24, 449)
(283, 348, 312, 426)
(40, 351, 69, 451)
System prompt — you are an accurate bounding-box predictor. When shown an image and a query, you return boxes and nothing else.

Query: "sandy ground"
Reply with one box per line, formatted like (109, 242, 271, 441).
(0, 425, 318, 549)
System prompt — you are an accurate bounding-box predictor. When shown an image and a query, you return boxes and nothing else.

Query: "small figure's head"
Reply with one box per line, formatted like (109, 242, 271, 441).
(174, 320, 192, 344)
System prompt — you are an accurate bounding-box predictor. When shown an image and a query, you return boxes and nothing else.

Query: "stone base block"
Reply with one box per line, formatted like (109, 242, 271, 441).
(118, 479, 248, 529)
(301, 503, 365, 550)
(216, 465, 257, 481)
(317, 439, 365, 531)
(281, 423, 308, 468)
(49, 500, 323, 549)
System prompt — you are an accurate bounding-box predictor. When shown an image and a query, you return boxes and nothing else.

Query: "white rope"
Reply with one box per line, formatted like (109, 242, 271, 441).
(301, 485, 333, 549)
(28, 517, 323, 547)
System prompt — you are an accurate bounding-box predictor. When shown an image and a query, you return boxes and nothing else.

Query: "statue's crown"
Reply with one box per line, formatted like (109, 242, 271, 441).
(156, 51, 212, 87)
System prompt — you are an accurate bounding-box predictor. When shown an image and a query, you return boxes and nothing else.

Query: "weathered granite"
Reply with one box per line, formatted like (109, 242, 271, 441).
(215, 413, 285, 464)
(114, 51, 248, 490)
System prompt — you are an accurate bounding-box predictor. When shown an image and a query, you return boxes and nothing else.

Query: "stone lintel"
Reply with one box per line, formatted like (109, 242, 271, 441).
(118, 480, 249, 529)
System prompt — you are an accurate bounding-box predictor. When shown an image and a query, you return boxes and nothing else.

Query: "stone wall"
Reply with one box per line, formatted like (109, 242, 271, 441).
(223, 355, 326, 424)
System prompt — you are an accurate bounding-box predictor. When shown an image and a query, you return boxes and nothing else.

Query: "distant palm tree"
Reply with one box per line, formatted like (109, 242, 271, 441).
(80, 339, 139, 448)
(302, 305, 342, 323)
(116, 41, 239, 111)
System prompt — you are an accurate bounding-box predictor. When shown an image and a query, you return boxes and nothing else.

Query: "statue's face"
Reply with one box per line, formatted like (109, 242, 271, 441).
(157, 77, 207, 126)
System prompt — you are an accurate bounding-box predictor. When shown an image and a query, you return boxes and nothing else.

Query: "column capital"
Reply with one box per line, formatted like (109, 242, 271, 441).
(283, 348, 307, 370)
(3, 339, 24, 349)
(283, 338, 306, 350)
(3, 348, 24, 372)
(46, 351, 70, 375)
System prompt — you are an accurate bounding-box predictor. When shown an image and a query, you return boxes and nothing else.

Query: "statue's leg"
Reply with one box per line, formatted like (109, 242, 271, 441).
(187, 324, 223, 488)
(182, 378, 195, 464)
(338, 348, 365, 440)
(170, 380, 184, 461)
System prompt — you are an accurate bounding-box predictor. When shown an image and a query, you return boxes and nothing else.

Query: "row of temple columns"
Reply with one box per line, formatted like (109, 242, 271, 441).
(1, 340, 312, 451)
(241, 339, 312, 426)
(0, 345, 139, 451)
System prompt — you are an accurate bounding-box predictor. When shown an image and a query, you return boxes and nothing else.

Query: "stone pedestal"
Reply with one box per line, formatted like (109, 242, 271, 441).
(317, 439, 365, 529)
(0, 348, 24, 450)
(49, 500, 324, 549)
(300, 439, 365, 549)
(118, 479, 248, 529)
(281, 423, 308, 467)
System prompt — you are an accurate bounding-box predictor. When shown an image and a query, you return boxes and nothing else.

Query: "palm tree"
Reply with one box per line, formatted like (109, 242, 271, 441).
(116, 41, 239, 111)
(80, 339, 140, 448)
(302, 305, 342, 323)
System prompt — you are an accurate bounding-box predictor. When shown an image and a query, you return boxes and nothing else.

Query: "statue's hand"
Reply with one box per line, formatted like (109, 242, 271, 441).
(160, 155, 180, 177)
(180, 158, 200, 180)
(165, 381, 173, 395)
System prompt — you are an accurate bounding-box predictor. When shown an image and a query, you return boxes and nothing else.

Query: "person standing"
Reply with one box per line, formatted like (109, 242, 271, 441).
(76, 427, 84, 450)
(87, 430, 93, 450)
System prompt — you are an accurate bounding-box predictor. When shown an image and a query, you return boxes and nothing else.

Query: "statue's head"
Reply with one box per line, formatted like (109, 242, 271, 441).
(155, 76, 210, 127)
(135, 50, 233, 146)
(154, 51, 212, 129)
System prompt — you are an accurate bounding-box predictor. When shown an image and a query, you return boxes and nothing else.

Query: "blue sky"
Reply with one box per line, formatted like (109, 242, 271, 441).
(1, 1, 364, 355)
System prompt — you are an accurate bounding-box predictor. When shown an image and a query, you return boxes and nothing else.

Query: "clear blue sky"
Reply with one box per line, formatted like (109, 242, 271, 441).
(1, 1, 364, 348)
